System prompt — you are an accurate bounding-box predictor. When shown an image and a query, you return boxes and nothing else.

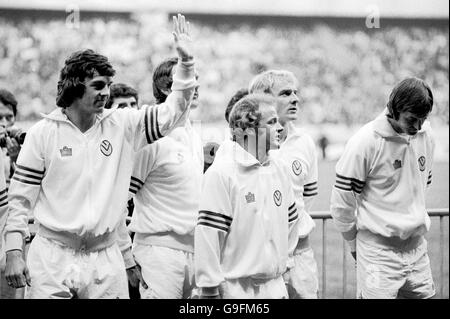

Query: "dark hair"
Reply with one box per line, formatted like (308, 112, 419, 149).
(104, 83, 139, 109)
(152, 57, 178, 104)
(229, 94, 276, 131)
(56, 49, 115, 108)
(0, 89, 18, 116)
(225, 88, 249, 123)
(387, 77, 433, 120)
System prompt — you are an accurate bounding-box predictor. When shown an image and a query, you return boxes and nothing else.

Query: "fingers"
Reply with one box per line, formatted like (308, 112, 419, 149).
(172, 13, 189, 36)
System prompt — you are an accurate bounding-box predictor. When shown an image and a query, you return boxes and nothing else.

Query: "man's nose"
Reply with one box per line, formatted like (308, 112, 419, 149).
(100, 85, 110, 96)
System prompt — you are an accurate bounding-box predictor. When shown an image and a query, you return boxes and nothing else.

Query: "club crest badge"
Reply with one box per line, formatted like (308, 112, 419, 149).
(245, 192, 255, 203)
(100, 140, 113, 156)
(292, 160, 302, 176)
(60, 146, 72, 157)
(418, 156, 426, 171)
(273, 190, 282, 207)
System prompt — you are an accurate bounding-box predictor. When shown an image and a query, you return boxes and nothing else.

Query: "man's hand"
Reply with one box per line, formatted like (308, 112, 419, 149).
(5, 250, 31, 288)
(172, 13, 193, 62)
(6, 136, 21, 163)
(126, 262, 148, 289)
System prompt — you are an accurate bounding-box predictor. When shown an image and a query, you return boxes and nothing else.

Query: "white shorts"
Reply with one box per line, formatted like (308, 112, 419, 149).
(283, 246, 319, 299)
(356, 233, 435, 299)
(221, 276, 288, 299)
(132, 244, 196, 299)
(26, 235, 129, 299)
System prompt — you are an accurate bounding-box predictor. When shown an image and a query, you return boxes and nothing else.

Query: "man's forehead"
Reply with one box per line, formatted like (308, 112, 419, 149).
(260, 103, 277, 119)
(86, 73, 112, 83)
(273, 78, 297, 92)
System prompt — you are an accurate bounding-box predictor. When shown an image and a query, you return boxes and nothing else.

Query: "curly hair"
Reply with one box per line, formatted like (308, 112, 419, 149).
(104, 83, 139, 109)
(56, 49, 115, 108)
(229, 94, 276, 133)
(152, 57, 178, 104)
(224, 88, 249, 123)
(0, 88, 18, 116)
(387, 77, 433, 120)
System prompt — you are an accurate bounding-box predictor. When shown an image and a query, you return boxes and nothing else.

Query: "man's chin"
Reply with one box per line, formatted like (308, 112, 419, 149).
(190, 100, 199, 109)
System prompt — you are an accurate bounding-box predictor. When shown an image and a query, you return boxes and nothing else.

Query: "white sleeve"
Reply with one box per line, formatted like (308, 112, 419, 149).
(287, 188, 300, 257)
(330, 133, 371, 233)
(4, 123, 45, 252)
(303, 137, 318, 211)
(129, 146, 156, 197)
(123, 60, 197, 152)
(116, 211, 135, 269)
(195, 168, 233, 291)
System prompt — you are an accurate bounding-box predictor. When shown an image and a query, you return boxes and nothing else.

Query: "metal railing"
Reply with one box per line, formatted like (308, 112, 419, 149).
(311, 208, 449, 299)
(24, 208, 449, 299)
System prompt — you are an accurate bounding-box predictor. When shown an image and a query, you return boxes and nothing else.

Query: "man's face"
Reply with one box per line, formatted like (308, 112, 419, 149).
(0, 102, 15, 128)
(76, 75, 112, 115)
(394, 111, 428, 135)
(190, 73, 200, 109)
(258, 103, 284, 151)
(271, 78, 300, 125)
(112, 96, 138, 109)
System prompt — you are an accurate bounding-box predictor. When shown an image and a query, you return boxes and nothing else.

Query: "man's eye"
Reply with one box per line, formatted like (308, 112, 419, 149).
(92, 83, 107, 90)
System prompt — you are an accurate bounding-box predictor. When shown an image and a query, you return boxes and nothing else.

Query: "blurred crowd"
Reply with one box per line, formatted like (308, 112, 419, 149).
(0, 13, 448, 125)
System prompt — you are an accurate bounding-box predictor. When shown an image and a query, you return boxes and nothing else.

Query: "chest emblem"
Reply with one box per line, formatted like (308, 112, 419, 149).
(100, 140, 113, 156)
(292, 160, 302, 176)
(393, 159, 402, 170)
(418, 156, 426, 171)
(245, 192, 255, 203)
(60, 146, 72, 157)
(273, 190, 282, 207)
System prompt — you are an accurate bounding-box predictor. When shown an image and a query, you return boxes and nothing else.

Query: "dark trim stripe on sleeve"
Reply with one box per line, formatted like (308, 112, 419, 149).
(198, 210, 232, 232)
(199, 210, 233, 222)
(153, 106, 163, 139)
(12, 176, 41, 186)
(304, 181, 317, 189)
(303, 192, 318, 197)
(131, 176, 144, 187)
(198, 215, 232, 227)
(197, 222, 229, 232)
(288, 208, 297, 217)
(15, 164, 45, 176)
(0, 189, 6, 196)
(336, 173, 365, 187)
(144, 105, 152, 144)
(288, 202, 295, 211)
(288, 213, 299, 223)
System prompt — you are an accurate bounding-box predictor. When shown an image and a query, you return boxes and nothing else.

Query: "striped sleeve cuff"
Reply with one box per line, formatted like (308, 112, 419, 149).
(334, 173, 365, 194)
(129, 176, 144, 195)
(12, 164, 45, 186)
(197, 211, 232, 233)
(0, 188, 7, 208)
(288, 202, 298, 223)
(303, 181, 318, 197)
(427, 170, 432, 186)
(144, 105, 164, 144)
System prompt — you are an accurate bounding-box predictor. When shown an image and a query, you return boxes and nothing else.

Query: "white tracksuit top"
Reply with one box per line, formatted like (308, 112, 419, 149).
(3, 60, 197, 256)
(128, 119, 204, 250)
(0, 155, 7, 264)
(330, 112, 435, 239)
(273, 122, 318, 237)
(195, 140, 300, 289)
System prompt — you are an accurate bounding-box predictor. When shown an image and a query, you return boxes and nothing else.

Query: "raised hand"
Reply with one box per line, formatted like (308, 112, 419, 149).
(172, 13, 193, 62)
